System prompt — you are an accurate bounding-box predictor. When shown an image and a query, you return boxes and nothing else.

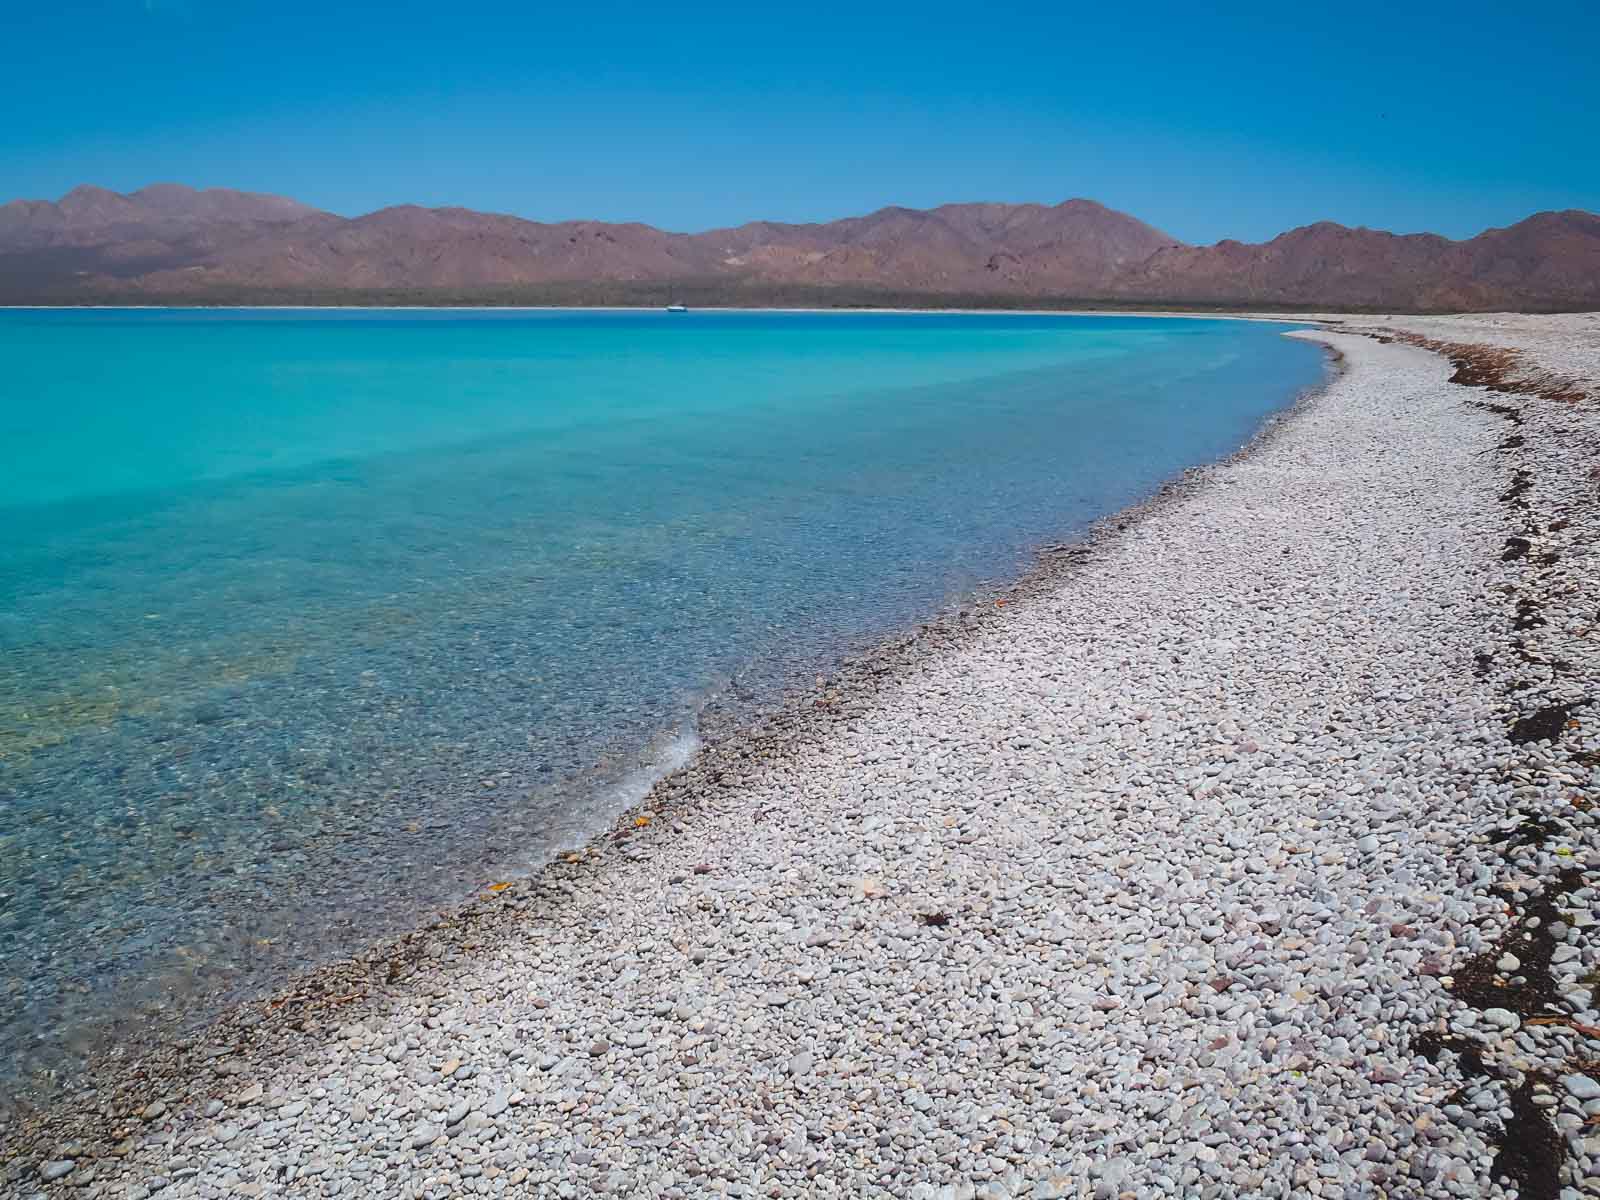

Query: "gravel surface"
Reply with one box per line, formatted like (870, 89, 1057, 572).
(2, 316, 1596, 1199)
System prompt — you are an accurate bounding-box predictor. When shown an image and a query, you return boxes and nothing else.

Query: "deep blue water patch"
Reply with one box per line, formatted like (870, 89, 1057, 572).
(0, 308, 1324, 1091)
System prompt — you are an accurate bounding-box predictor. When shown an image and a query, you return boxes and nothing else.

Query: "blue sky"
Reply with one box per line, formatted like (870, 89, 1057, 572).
(4, 0, 1595, 243)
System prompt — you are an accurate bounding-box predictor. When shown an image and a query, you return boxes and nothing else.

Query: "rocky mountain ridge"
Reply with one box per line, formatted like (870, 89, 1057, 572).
(3, 183, 1596, 310)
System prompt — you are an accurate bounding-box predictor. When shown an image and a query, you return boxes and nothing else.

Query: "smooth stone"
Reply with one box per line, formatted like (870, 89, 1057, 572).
(1482, 1008, 1520, 1032)
(1564, 1075, 1600, 1101)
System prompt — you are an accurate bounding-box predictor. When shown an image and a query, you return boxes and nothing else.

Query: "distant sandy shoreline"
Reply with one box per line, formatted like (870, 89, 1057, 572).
(0, 303, 1336, 322)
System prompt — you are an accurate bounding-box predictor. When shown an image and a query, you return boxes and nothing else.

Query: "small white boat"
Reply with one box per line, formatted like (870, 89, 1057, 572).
(666, 303, 688, 313)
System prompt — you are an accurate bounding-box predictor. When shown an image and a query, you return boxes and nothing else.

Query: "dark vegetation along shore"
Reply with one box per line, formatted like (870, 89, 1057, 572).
(0, 282, 1503, 315)
(1, 314, 1596, 1199)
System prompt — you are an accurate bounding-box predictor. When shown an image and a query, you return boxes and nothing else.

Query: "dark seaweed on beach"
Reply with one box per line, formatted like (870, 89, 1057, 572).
(1507, 701, 1581, 745)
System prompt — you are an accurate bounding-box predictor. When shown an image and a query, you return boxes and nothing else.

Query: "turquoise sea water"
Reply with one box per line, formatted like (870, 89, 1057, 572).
(0, 308, 1324, 1090)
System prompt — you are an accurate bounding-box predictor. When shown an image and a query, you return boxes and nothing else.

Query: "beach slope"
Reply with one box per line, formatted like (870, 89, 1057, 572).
(5, 316, 1598, 1199)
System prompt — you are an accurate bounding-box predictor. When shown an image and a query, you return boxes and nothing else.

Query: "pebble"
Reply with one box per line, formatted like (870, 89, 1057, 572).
(1564, 1075, 1600, 1102)
(1482, 1008, 1521, 1032)
(14, 319, 1600, 1200)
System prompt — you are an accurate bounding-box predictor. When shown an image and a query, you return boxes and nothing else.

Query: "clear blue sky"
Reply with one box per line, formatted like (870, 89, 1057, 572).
(5, 0, 1595, 243)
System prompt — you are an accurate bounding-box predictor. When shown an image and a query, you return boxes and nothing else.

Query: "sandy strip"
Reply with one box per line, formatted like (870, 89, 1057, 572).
(4, 318, 1597, 1200)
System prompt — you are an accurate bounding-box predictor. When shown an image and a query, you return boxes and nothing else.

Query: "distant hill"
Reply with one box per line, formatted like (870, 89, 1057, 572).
(0, 184, 337, 288)
(1114, 210, 1600, 310)
(2, 183, 1596, 311)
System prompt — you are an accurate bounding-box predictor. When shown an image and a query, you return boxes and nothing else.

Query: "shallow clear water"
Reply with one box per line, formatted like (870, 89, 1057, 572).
(0, 308, 1323, 1089)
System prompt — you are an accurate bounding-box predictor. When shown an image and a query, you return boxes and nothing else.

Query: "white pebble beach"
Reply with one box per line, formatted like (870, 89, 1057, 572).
(4, 314, 1598, 1200)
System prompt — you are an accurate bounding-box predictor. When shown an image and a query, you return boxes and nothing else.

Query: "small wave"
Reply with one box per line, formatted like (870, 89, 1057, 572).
(596, 726, 700, 822)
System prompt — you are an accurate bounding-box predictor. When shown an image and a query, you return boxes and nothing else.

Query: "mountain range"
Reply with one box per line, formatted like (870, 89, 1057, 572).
(2, 183, 1597, 311)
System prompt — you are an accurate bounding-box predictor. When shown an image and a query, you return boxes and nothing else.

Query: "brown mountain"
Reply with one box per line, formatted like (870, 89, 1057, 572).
(0, 183, 338, 292)
(127, 205, 722, 291)
(0, 183, 330, 250)
(2, 183, 1596, 311)
(700, 200, 1180, 294)
(1118, 210, 1600, 310)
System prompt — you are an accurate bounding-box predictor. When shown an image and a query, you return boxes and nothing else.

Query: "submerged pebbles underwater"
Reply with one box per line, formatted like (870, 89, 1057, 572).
(3, 317, 1598, 1198)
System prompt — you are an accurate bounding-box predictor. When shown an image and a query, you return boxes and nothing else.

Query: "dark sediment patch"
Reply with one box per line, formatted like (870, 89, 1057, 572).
(1492, 1078, 1564, 1200)
(1388, 333, 1592, 407)
(1484, 812, 1568, 851)
(1476, 400, 1526, 425)
(1411, 1024, 1564, 1200)
(1424, 865, 1583, 1200)
(1376, 322, 1596, 1198)
(1449, 869, 1583, 1018)
(1413, 1030, 1489, 1077)
(1513, 601, 1546, 632)
(1509, 701, 1580, 745)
